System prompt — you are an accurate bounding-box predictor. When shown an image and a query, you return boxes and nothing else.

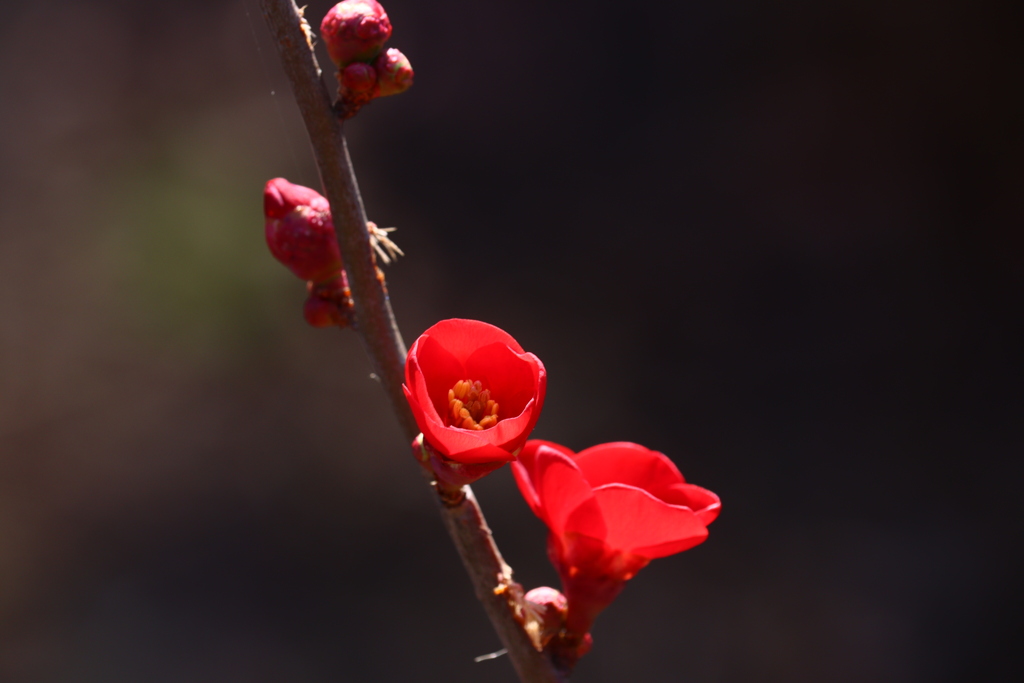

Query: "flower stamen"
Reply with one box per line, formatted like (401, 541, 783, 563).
(448, 379, 499, 430)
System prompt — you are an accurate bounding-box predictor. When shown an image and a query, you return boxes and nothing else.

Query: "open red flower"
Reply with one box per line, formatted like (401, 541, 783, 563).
(512, 440, 720, 636)
(403, 319, 546, 469)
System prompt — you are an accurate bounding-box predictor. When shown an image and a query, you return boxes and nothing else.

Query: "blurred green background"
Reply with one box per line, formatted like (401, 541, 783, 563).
(0, 0, 1020, 681)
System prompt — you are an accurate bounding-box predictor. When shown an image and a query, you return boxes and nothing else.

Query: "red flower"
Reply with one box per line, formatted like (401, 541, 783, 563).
(512, 440, 720, 636)
(403, 319, 546, 472)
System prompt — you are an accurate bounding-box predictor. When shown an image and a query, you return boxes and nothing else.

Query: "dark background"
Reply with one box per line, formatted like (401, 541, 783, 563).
(1, 0, 1021, 681)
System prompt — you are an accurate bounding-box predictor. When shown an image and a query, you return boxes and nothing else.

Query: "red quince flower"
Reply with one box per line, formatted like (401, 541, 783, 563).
(512, 440, 720, 637)
(403, 319, 547, 472)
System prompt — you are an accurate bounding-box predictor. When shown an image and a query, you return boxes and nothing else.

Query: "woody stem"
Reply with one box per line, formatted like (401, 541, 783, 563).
(257, 2, 566, 681)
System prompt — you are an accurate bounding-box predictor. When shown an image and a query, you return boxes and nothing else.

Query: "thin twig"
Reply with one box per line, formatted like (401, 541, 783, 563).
(258, 0, 415, 439)
(257, 2, 567, 681)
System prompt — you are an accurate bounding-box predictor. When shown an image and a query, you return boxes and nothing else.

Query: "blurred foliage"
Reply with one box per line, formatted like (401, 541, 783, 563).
(105, 125, 294, 363)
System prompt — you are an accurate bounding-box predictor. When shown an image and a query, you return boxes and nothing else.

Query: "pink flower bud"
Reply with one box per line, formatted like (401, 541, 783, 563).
(340, 62, 379, 94)
(264, 177, 329, 218)
(525, 586, 568, 616)
(373, 48, 413, 97)
(523, 586, 567, 650)
(320, 0, 392, 67)
(264, 178, 342, 284)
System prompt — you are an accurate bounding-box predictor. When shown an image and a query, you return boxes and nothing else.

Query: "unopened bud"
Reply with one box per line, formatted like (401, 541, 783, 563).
(264, 177, 329, 218)
(525, 587, 568, 616)
(523, 587, 567, 650)
(264, 178, 342, 284)
(340, 62, 379, 94)
(320, 0, 392, 67)
(374, 48, 413, 97)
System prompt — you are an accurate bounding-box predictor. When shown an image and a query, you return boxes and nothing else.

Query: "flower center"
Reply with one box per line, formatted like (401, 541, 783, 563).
(448, 379, 499, 430)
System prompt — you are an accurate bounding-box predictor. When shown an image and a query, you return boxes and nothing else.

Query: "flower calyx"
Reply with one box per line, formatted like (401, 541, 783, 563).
(412, 433, 506, 496)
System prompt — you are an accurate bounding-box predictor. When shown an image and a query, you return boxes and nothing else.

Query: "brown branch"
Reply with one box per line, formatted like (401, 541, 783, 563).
(258, 0, 415, 439)
(257, 2, 566, 681)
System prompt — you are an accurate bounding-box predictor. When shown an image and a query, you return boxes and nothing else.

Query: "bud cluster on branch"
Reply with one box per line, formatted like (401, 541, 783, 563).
(260, 1, 720, 678)
(264, 177, 353, 328)
(320, 0, 414, 118)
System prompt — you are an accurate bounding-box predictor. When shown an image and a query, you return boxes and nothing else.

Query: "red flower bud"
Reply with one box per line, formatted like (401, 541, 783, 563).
(320, 0, 392, 68)
(373, 48, 413, 97)
(335, 62, 381, 118)
(264, 178, 342, 284)
(339, 62, 379, 94)
(524, 586, 567, 642)
(403, 319, 547, 467)
(512, 440, 720, 637)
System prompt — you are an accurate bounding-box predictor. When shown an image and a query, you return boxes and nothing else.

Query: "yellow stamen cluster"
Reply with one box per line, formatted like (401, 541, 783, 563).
(448, 379, 499, 430)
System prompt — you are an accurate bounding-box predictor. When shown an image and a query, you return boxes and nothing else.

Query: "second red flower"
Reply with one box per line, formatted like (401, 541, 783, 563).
(403, 319, 546, 466)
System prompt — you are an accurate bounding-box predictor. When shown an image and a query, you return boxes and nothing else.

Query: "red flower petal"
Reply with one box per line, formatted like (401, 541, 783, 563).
(407, 334, 467, 420)
(664, 482, 722, 526)
(572, 442, 686, 500)
(511, 460, 542, 518)
(419, 319, 524, 361)
(465, 342, 540, 417)
(531, 443, 605, 540)
(513, 440, 576, 518)
(590, 484, 709, 559)
(488, 398, 537, 451)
